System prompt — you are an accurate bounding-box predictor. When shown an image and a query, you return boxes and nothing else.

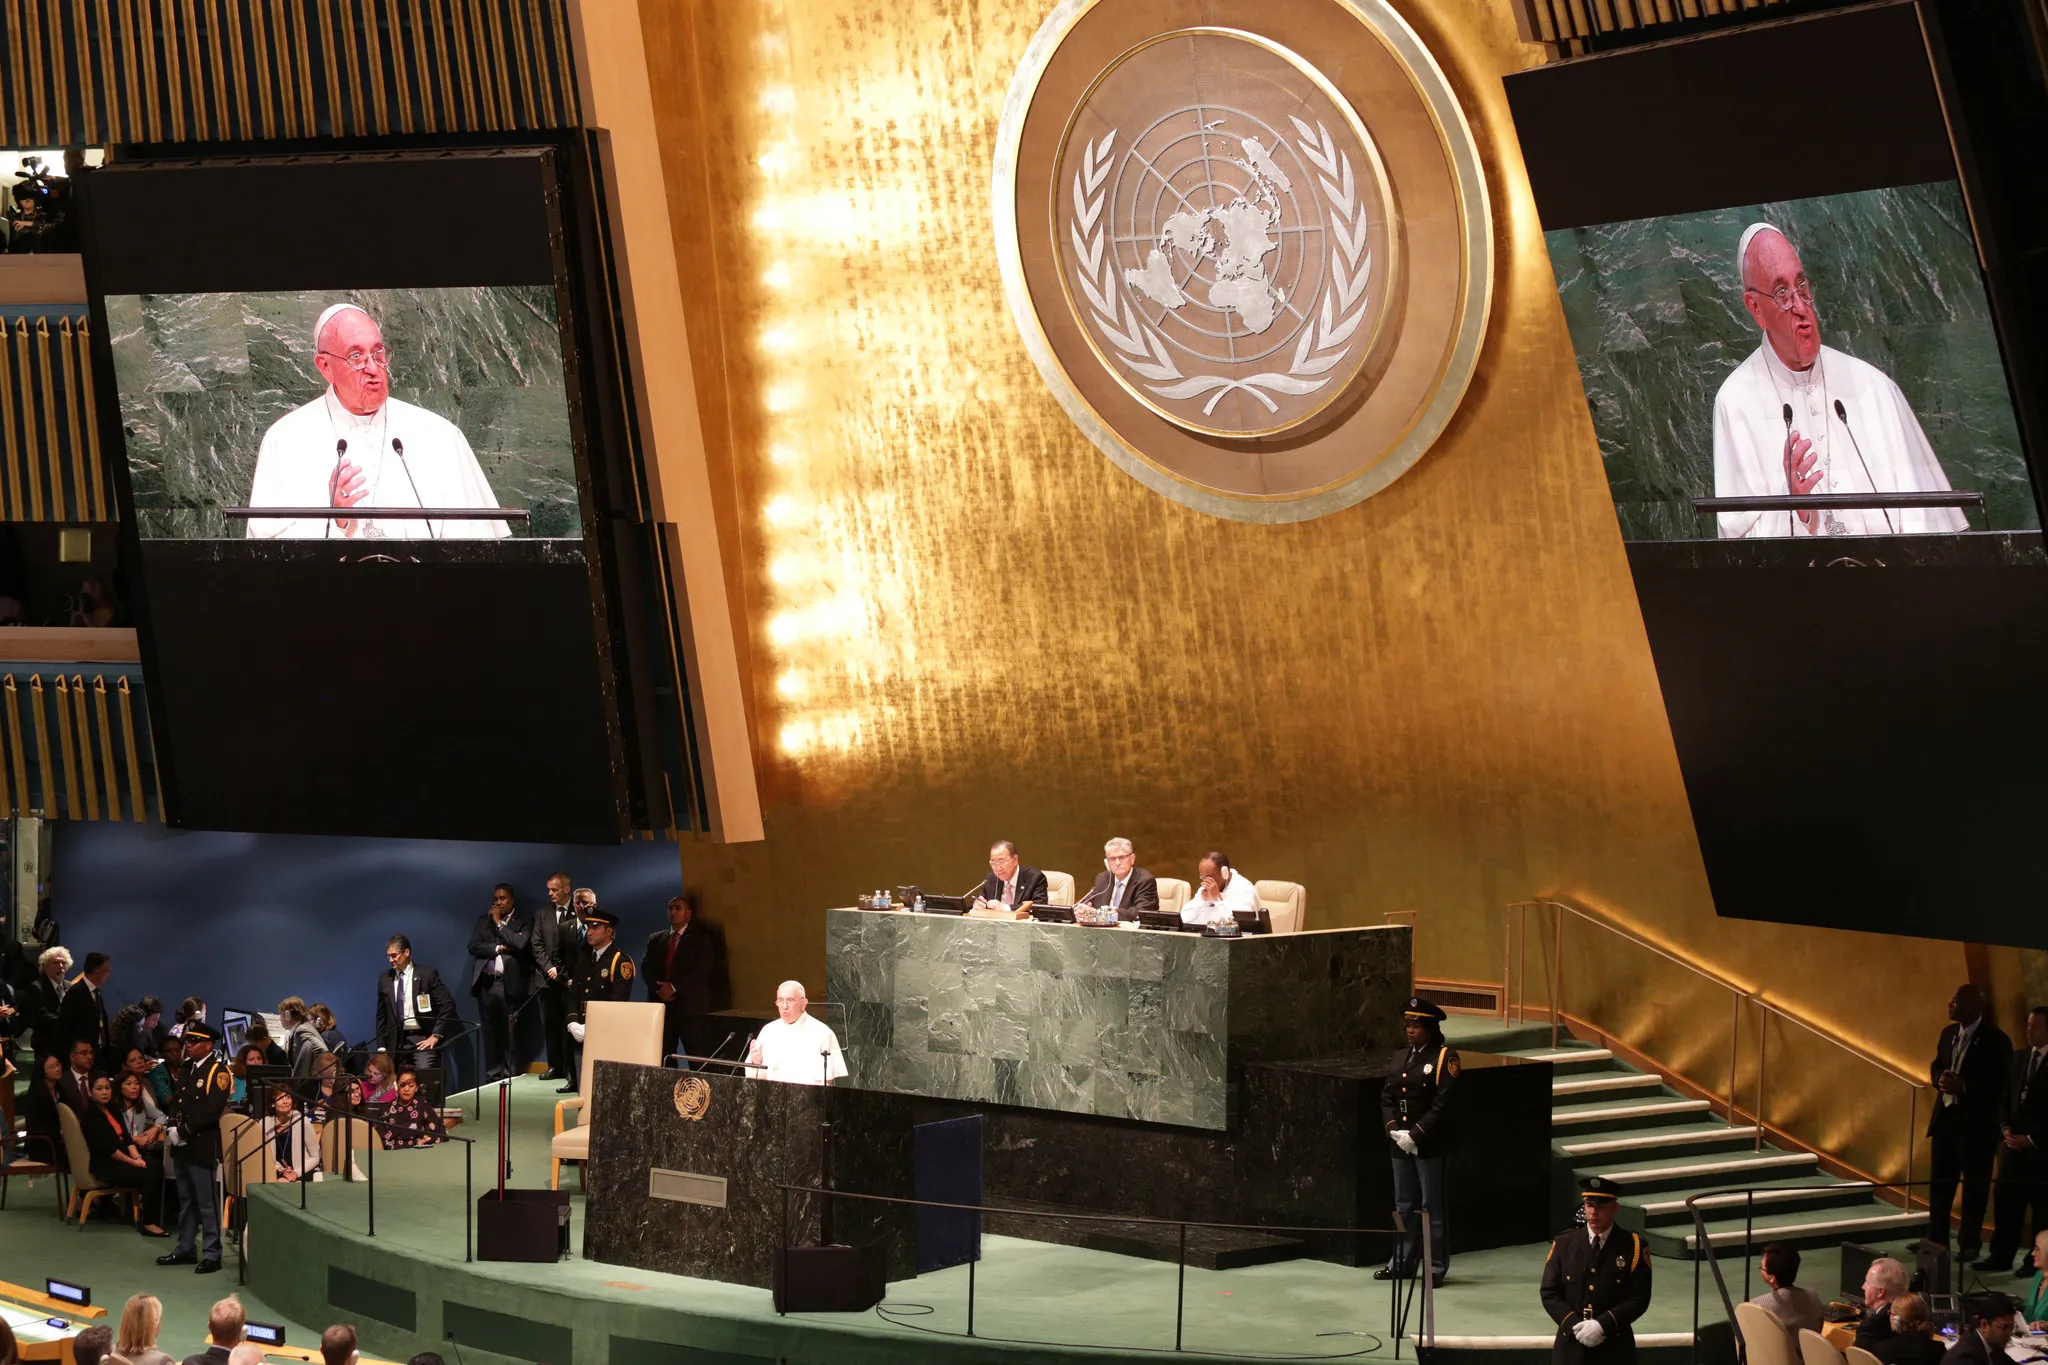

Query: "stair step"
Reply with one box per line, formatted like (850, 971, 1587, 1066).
(1553, 1098, 1712, 1129)
(1507, 1046, 1617, 1075)
(1681, 1209, 1922, 1252)
(1554, 1073, 1665, 1097)
(1560, 1123, 1763, 1158)
(1591, 1151, 1819, 1190)
(1632, 1181, 1881, 1226)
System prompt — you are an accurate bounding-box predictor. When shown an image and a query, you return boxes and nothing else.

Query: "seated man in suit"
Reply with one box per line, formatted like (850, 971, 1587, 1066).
(1081, 837, 1160, 922)
(1940, 1293, 2020, 1365)
(1855, 1257, 1909, 1350)
(1991, 1006, 2048, 1273)
(974, 840, 1048, 913)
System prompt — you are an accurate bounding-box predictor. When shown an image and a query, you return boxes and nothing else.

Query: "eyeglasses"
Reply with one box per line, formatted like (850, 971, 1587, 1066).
(319, 346, 390, 372)
(1746, 278, 1815, 312)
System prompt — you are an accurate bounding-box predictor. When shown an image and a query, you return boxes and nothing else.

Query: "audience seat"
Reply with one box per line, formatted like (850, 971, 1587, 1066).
(1798, 1329, 1845, 1365)
(320, 1112, 382, 1178)
(1734, 1304, 1795, 1365)
(1255, 880, 1307, 933)
(1846, 1348, 1884, 1365)
(552, 1000, 664, 1191)
(57, 1107, 136, 1228)
(1043, 871, 1076, 906)
(1156, 878, 1191, 917)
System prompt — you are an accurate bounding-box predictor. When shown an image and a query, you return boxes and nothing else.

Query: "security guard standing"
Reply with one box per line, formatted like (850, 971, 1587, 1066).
(1376, 996, 1459, 1286)
(566, 909, 637, 1066)
(1540, 1176, 1653, 1365)
(157, 1021, 230, 1273)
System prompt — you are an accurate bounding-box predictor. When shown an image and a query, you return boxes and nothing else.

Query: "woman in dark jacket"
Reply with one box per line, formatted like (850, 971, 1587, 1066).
(1870, 1294, 1946, 1365)
(21, 1052, 68, 1170)
(81, 1074, 168, 1236)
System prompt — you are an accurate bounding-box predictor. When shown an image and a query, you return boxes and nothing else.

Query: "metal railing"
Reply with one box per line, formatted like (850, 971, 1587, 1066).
(1506, 899, 1928, 1180)
(777, 1184, 1427, 1358)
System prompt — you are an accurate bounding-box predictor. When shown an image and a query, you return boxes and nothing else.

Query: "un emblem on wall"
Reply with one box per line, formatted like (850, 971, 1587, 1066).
(673, 1076, 711, 1122)
(996, 1, 1493, 522)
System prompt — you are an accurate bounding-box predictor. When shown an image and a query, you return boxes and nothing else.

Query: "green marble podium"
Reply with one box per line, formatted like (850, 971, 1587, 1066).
(824, 910, 1409, 1130)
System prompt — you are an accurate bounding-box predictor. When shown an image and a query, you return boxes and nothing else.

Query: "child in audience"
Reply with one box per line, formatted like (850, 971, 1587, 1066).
(382, 1070, 444, 1149)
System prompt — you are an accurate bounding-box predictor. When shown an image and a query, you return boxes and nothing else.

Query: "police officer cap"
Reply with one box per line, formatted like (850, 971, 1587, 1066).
(1402, 996, 1447, 1022)
(181, 1021, 222, 1043)
(1580, 1175, 1621, 1202)
(581, 907, 618, 927)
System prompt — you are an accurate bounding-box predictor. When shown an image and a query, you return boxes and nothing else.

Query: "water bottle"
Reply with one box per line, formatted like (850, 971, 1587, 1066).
(914, 893, 925, 914)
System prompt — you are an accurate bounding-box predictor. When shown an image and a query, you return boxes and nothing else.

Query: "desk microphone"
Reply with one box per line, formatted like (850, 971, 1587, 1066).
(326, 438, 348, 539)
(392, 437, 436, 539)
(709, 1031, 737, 1062)
(1833, 399, 1897, 534)
(1074, 885, 1102, 908)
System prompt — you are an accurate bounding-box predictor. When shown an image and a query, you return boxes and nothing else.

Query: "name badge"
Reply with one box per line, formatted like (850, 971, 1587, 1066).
(1422, 1063, 1433, 1074)
(416, 994, 432, 1012)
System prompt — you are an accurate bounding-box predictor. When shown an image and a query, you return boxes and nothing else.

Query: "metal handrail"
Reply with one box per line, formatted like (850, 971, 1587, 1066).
(1506, 899, 1927, 1179)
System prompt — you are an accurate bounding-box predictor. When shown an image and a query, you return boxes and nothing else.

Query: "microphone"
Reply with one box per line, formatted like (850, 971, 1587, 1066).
(392, 437, 436, 540)
(1074, 884, 1101, 908)
(1833, 398, 1897, 534)
(327, 438, 348, 539)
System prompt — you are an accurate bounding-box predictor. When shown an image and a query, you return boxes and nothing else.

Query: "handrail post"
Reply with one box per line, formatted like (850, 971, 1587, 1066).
(465, 1136, 473, 1262)
(1175, 1222, 1187, 1352)
(367, 1121, 376, 1236)
(1550, 902, 1563, 1048)
(1502, 907, 1513, 1028)
(1727, 992, 1741, 1127)
(1753, 999, 1766, 1152)
(966, 1203, 977, 1339)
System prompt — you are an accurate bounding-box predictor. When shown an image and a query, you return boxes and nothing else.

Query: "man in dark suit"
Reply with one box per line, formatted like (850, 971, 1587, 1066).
(58, 951, 111, 1057)
(1540, 1176, 1653, 1365)
(531, 871, 584, 1087)
(468, 883, 533, 1083)
(1940, 1294, 2020, 1365)
(1990, 1006, 2048, 1273)
(373, 935, 458, 1065)
(58, 1037, 96, 1116)
(1080, 837, 1160, 922)
(24, 947, 67, 1059)
(643, 894, 720, 1067)
(1929, 983, 2014, 1262)
(974, 840, 1049, 912)
(1853, 1256, 1908, 1349)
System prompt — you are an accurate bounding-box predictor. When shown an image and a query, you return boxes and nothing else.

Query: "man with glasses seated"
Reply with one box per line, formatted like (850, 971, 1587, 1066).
(1081, 837, 1159, 923)
(1711, 223, 1965, 539)
(374, 935, 458, 1072)
(245, 302, 510, 540)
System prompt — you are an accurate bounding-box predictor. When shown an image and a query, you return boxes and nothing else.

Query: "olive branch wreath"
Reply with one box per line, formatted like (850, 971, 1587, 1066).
(1068, 118, 1373, 418)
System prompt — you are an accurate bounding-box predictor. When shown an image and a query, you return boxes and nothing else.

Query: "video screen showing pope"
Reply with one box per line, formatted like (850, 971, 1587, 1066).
(1544, 183, 2033, 544)
(105, 287, 578, 540)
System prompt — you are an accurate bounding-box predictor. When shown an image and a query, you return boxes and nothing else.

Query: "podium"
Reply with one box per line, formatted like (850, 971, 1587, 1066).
(581, 1062, 915, 1289)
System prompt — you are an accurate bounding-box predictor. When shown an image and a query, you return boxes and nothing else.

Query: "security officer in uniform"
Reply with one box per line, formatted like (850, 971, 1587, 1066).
(156, 1021, 230, 1273)
(565, 909, 637, 1071)
(1540, 1176, 1653, 1365)
(1376, 996, 1459, 1286)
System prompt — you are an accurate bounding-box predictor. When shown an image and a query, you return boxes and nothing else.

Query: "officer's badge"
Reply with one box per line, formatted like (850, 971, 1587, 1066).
(620, 960, 635, 980)
(1446, 1055, 1461, 1078)
(1615, 1254, 1626, 1267)
(213, 1070, 231, 1092)
(1422, 1063, 1432, 1074)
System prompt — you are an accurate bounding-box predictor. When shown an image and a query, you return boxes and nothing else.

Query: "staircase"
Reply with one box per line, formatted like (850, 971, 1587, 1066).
(1497, 1037, 1922, 1259)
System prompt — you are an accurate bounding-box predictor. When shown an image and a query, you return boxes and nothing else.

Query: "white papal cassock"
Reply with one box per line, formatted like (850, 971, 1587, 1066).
(245, 391, 511, 540)
(1711, 343, 1966, 539)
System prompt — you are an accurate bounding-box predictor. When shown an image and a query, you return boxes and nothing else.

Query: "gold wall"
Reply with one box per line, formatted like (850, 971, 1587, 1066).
(619, 0, 1979, 1180)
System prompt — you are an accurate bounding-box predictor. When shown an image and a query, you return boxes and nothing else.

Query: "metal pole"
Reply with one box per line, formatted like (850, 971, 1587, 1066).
(1176, 1222, 1187, 1352)
(1743, 1191, 1753, 1303)
(367, 1120, 376, 1237)
(465, 1138, 473, 1262)
(777, 1186, 789, 1317)
(1727, 993, 1741, 1126)
(967, 1210, 978, 1339)
(1420, 1213, 1434, 1349)
(1693, 1244, 1702, 1365)
(1502, 909, 1513, 1028)
(1550, 903, 1564, 1049)
(1904, 1082, 1915, 1191)
(1754, 1003, 1766, 1152)
(1518, 905, 1528, 1027)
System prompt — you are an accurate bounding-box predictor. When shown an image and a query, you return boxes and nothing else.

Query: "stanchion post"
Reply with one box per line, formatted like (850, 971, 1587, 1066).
(367, 1120, 376, 1237)
(1175, 1222, 1188, 1352)
(966, 1205, 978, 1339)
(465, 1136, 473, 1263)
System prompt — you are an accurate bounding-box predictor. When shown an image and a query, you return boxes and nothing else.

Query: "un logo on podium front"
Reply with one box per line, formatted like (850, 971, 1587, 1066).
(996, 1, 1494, 522)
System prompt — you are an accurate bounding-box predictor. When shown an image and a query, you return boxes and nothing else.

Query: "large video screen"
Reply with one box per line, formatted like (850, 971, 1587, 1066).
(108, 287, 576, 540)
(1549, 182, 2034, 542)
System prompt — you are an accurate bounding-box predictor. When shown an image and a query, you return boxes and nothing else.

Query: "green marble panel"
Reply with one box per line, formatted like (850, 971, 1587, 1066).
(824, 910, 1410, 1130)
(105, 287, 577, 538)
(1546, 182, 2033, 540)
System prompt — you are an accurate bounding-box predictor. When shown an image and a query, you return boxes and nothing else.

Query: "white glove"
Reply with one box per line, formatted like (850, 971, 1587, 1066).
(568, 1022, 585, 1042)
(1572, 1320, 1607, 1348)
(1392, 1129, 1419, 1155)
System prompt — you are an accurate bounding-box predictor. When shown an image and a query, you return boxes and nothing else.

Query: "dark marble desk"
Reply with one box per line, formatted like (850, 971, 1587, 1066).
(825, 910, 1409, 1129)
(581, 1062, 914, 1289)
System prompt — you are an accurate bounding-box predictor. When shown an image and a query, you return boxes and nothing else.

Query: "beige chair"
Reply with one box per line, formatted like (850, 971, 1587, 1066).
(1798, 1328, 1845, 1365)
(1043, 871, 1076, 906)
(319, 1113, 383, 1178)
(1156, 878, 1191, 917)
(57, 1106, 136, 1228)
(1846, 1347, 1885, 1365)
(1734, 1304, 1795, 1365)
(1256, 880, 1307, 933)
(552, 1000, 664, 1190)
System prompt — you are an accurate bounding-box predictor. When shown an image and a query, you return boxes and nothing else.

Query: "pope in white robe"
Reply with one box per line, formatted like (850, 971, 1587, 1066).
(244, 303, 510, 540)
(1711, 223, 1965, 539)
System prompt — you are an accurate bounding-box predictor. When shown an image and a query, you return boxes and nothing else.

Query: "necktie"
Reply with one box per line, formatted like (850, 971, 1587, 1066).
(1112, 879, 1124, 908)
(2029, 1051, 2041, 1101)
(1003, 879, 1015, 907)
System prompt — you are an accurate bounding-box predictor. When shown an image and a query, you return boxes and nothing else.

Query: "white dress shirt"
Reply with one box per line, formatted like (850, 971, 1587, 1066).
(749, 1013, 848, 1085)
(1182, 869, 1260, 926)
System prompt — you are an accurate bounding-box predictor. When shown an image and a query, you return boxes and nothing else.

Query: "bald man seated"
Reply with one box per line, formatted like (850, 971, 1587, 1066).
(244, 302, 510, 540)
(1711, 222, 1966, 539)
(744, 980, 847, 1085)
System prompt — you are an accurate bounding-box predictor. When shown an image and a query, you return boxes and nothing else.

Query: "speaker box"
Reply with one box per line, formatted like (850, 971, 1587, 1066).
(773, 1243, 886, 1313)
(478, 1189, 570, 1262)
(1841, 1241, 1889, 1298)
